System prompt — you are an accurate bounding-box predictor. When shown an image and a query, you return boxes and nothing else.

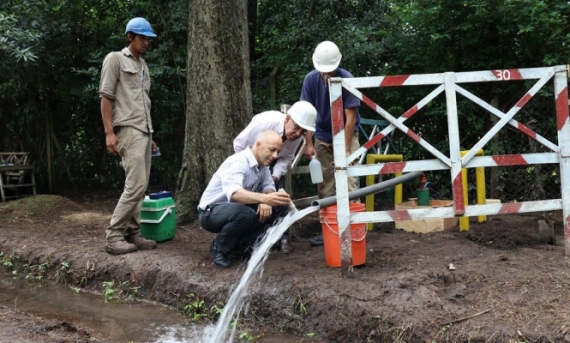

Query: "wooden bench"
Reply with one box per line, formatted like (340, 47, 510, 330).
(0, 152, 37, 202)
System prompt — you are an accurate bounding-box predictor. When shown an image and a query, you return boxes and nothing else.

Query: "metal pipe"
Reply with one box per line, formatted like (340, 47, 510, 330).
(312, 171, 422, 208)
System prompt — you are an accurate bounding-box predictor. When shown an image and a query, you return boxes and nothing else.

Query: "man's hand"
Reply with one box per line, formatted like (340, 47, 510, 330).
(257, 203, 272, 222)
(304, 145, 316, 160)
(346, 149, 356, 166)
(263, 191, 291, 207)
(151, 140, 158, 153)
(106, 133, 119, 155)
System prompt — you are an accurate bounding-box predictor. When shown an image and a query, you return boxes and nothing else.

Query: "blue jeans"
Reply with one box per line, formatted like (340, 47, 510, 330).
(199, 203, 287, 254)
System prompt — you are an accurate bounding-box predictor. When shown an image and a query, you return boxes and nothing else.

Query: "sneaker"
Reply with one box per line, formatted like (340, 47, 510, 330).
(106, 240, 137, 255)
(126, 235, 157, 250)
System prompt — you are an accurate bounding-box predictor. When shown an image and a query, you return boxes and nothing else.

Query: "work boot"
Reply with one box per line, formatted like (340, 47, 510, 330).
(126, 235, 157, 250)
(280, 237, 293, 254)
(210, 240, 232, 269)
(310, 234, 324, 246)
(105, 240, 137, 255)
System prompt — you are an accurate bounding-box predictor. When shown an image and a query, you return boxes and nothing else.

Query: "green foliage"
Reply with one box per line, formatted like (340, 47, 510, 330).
(183, 293, 225, 321)
(54, 261, 73, 284)
(0, 252, 19, 274)
(1, 0, 188, 193)
(25, 261, 50, 281)
(102, 280, 140, 302)
(1, 0, 569, 200)
(291, 293, 308, 316)
(183, 293, 208, 321)
(0, 11, 41, 62)
(253, 0, 391, 112)
(238, 331, 254, 341)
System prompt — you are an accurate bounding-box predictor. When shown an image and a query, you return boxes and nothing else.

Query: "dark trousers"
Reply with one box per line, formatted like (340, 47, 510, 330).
(199, 203, 287, 254)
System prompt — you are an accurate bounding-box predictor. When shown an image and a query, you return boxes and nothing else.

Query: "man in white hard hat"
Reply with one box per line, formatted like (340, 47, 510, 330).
(233, 100, 317, 253)
(99, 17, 160, 255)
(300, 41, 361, 246)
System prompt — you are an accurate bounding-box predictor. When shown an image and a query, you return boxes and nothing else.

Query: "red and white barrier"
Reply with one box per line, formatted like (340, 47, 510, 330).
(329, 65, 570, 262)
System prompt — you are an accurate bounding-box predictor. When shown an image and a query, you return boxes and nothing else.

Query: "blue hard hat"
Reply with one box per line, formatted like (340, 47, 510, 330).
(125, 17, 157, 38)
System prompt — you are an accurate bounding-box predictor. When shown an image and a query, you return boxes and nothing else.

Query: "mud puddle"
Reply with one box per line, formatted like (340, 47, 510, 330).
(0, 271, 200, 342)
(0, 271, 307, 342)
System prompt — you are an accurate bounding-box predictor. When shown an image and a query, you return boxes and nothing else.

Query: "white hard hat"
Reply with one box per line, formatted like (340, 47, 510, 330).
(312, 41, 342, 73)
(288, 101, 317, 132)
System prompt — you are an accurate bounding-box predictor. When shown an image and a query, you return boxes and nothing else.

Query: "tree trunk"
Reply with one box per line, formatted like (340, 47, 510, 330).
(247, 0, 257, 63)
(176, 0, 252, 224)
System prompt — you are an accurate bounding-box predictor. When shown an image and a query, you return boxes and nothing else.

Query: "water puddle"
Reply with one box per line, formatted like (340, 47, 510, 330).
(0, 271, 201, 342)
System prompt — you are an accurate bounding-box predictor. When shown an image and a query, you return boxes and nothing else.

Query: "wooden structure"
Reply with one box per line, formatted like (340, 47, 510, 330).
(394, 199, 458, 233)
(0, 152, 37, 202)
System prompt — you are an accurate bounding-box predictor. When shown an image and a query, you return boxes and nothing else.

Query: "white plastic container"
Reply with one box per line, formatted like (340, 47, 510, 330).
(309, 156, 323, 184)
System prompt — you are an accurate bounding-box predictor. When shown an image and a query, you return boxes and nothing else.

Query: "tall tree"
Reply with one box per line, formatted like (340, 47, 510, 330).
(175, 0, 252, 223)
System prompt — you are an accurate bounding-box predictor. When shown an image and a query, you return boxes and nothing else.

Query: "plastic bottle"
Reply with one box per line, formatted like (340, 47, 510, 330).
(309, 156, 323, 184)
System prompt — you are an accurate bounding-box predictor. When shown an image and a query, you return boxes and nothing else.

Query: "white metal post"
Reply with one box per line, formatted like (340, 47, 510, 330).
(444, 72, 465, 215)
(554, 69, 570, 254)
(329, 77, 353, 273)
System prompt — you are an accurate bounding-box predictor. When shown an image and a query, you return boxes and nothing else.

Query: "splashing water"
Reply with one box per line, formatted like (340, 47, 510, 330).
(205, 206, 319, 343)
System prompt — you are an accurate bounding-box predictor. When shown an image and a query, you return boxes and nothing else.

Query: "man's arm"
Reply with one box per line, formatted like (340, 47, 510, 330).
(303, 131, 315, 159)
(231, 188, 290, 206)
(99, 53, 120, 155)
(300, 74, 317, 159)
(101, 96, 119, 155)
(344, 107, 358, 157)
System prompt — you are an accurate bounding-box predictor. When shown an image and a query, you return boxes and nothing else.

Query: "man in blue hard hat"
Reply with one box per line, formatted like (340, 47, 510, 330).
(99, 17, 160, 255)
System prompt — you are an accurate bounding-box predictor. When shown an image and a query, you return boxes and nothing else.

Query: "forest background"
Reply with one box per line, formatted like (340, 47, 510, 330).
(1, 0, 569, 222)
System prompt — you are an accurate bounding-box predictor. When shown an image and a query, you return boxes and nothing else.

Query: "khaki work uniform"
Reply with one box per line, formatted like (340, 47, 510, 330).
(99, 47, 153, 242)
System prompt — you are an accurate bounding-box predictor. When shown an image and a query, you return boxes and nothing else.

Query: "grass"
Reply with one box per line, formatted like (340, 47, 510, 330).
(0, 195, 81, 219)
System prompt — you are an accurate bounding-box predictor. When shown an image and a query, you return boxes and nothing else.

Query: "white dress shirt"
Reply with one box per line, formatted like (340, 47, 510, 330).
(233, 111, 303, 180)
(197, 148, 275, 211)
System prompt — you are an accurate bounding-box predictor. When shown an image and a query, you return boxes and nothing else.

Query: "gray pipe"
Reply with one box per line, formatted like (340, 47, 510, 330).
(312, 171, 423, 208)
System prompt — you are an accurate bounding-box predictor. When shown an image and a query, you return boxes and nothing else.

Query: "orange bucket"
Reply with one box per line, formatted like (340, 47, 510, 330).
(319, 203, 366, 267)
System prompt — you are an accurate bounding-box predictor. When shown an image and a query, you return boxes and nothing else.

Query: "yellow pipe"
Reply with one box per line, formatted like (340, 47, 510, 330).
(366, 154, 403, 230)
(459, 149, 486, 231)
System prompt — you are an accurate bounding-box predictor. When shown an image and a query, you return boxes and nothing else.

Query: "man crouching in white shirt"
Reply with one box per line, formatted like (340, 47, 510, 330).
(233, 101, 317, 254)
(198, 130, 293, 269)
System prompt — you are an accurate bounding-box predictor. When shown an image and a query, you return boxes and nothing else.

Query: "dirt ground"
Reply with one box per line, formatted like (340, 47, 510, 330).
(0, 305, 104, 343)
(0, 192, 570, 343)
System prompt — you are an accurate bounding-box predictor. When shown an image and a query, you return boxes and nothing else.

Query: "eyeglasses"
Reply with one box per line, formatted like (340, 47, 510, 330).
(292, 123, 307, 135)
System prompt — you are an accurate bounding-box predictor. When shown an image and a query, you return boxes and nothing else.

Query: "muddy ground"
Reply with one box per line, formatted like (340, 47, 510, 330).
(0, 192, 569, 343)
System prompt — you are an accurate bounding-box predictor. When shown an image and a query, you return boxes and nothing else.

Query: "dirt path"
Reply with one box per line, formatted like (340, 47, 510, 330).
(0, 193, 569, 342)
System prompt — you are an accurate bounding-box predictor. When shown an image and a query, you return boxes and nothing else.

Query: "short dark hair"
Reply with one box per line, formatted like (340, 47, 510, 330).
(125, 32, 140, 47)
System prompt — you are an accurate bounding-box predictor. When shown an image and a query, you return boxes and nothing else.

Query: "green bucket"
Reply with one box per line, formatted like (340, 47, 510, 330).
(416, 189, 430, 206)
(140, 197, 176, 242)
